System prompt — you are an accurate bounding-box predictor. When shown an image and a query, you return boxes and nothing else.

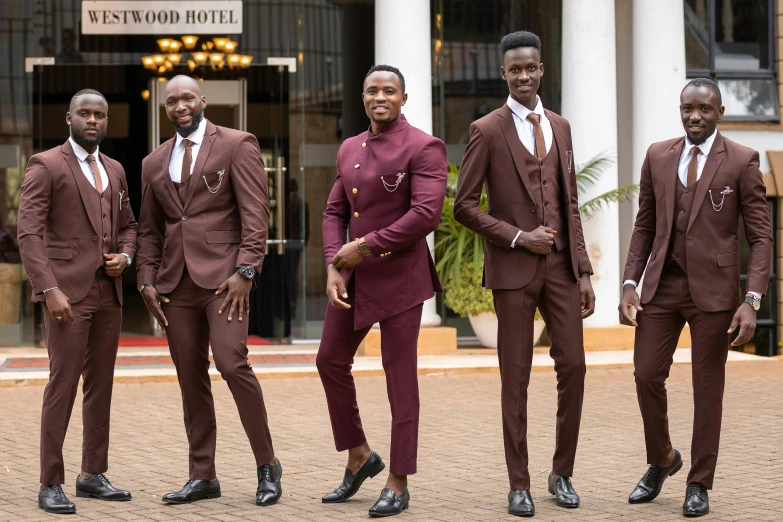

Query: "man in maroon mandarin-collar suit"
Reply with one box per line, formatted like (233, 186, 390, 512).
(18, 90, 137, 514)
(136, 76, 282, 507)
(454, 32, 594, 517)
(317, 65, 446, 518)
(620, 79, 772, 517)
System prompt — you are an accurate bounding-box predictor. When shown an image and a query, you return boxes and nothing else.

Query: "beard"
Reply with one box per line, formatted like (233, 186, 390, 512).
(71, 126, 107, 150)
(688, 133, 708, 146)
(170, 106, 204, 137)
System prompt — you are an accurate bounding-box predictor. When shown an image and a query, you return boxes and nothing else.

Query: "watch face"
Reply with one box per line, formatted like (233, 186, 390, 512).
(753, 300, 761, 311)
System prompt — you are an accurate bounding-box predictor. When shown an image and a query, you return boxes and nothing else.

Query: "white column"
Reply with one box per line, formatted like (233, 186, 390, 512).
(375, 0, 440, 326)
(561, 0, 620, 326)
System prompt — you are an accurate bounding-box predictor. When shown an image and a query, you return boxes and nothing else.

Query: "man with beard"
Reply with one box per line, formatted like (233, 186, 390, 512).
(136, 75, 281, 506)
(619, 78, 772, 517)
(317, 65, 447, 517)
(454, 31, 595, 516)
(18, 89, 137, 514)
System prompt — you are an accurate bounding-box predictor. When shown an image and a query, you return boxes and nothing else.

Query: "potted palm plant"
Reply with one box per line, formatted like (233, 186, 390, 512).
(436, 153, 636, 348)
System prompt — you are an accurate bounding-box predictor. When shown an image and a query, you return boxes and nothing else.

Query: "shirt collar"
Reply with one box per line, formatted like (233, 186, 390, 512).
(506, 95, 545, 121)
(68, 136, 99, 162)
(684, 129, 717, 157)
(175, 117, 208, 148)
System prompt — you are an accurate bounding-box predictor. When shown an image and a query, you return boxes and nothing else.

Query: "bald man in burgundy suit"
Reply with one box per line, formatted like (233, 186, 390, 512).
(317, 65, 447, 518)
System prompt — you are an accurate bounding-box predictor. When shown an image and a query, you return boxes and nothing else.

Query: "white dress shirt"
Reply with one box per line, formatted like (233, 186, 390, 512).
(69, 137, 108, 192)
(168, 117, 207, 183)
(506, 95, 552, 247)
(623, 131, 760, 300)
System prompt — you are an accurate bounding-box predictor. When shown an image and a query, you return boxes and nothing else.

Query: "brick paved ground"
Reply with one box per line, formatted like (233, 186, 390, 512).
(0, 360, 781, 521)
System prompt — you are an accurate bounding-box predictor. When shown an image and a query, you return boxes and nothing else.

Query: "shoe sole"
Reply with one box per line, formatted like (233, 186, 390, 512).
(162, 492, 221, 504)
(508, 510, 535, 517)
(683, 508, 709, 517)
(322, 458, 386, 504)
(368, 501, 408, 517)
(628, 459, 683, 504)
(256, 491, 282, 507)
(38, 500, 76, 514)
(75, 490, 132, 501)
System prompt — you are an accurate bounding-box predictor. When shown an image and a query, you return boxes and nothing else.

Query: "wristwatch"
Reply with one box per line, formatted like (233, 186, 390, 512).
(138, 284, 152, 293)
(743, 293, 761, 311)
(357, 237, 371, 257)
(236, 265, 256, 279)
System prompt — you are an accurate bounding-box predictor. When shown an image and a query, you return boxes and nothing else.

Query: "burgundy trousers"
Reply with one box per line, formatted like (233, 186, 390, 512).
(317, 290, 423, 476)
(491, 248, 586, 491)
(161, 270, 275, 479)
(40, 271, 120, 485)
(634, 267, 734, 489)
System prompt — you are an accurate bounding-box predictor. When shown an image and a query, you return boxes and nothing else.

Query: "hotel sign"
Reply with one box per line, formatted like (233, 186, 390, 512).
(81, 1, 243, 35)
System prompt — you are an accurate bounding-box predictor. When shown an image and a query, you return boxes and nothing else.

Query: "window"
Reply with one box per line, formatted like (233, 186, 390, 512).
(684, 0, 778, 121)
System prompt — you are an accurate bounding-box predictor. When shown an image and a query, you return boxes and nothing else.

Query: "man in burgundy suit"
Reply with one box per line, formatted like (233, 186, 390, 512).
(136, 75, 281, 507)
(454, 31, 595, 517)
(18, 89, 137, 514)
(317, 64, 447, 518)
(619, 78, 772, 517)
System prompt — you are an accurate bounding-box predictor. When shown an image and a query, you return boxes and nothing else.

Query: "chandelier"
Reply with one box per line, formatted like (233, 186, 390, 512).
(141, 36, 253, 73)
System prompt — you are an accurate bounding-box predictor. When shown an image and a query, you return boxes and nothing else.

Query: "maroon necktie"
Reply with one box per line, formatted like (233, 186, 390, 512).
(181, 139, 193, 183)
(526, 113, 546, 160)
(687, 146, 699, 187)
(85, 154, 104, 193)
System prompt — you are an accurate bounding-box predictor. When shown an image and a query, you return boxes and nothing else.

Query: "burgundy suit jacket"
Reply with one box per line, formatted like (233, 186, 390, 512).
(323, 115, 447, 329)
(623, 132, 772, 311)
(454, 104, 592, 289)
(136, 121, 269, 294)
(17, 141, 137, 304)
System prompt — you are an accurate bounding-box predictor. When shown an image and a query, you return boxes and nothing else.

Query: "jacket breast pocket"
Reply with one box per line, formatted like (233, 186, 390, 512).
(46, 247, 73, 260)
(707, 185, 736, 212)
(205, 230, 241, 244)
(202, 169, 227, 194)
(379, 170, 407, 193)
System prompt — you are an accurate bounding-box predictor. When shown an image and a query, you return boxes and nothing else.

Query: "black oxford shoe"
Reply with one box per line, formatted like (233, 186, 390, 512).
(683, 484, 709, 517)
(368, 488, 409, 517)
(322, 451, 385, 503)
(162, 478, 221, 504)
(38, 485, 76, 514)
(75, 473, 132, 501)
(256, 459, 283, 506)
(548, 472, 580, 508)
(508, 489, 535, 517)
(628, 449, 683, 504)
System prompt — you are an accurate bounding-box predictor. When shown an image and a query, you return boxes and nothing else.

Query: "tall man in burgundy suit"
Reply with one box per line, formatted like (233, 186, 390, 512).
(317, 65, 447, 518)
(18, 89, 137, 514)
(454, 31, 595, 517)
(619, 78, 772, 517)
(136, 75, 282, 507)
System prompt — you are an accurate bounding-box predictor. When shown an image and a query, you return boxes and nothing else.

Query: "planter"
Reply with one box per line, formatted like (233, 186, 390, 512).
(0, 263, 25, 325)
(468, 312, 545, 348)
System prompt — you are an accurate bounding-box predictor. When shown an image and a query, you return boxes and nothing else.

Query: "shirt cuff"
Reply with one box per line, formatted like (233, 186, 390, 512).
(623, 280, 638, 288)
(43, 287, 58, 293)
(748, 291, 762, 299)
(122, 253, 132, 267)
(511, 230, 522, 248)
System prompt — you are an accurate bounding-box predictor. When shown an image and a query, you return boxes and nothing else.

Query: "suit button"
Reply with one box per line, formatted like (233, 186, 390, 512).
(352, 188, 358, 194)
(673, 253, 679, 258)
(354, 212, 359, 217)
(677, 231, 682, 237)
(679, 209, 685, 215)
(102, 214, 106, 218)
(182, 216, 187, 221)
(684, 188, 689, 194)
(539, 161, 544, 166)
(103, 234, 107, 238)
(543, 180, 547, 185)
(530, 207, 536, 213)
(361, 143, 366, 148)
(544, 201, 549, 207)
(354, 163, 360, 169)
(92, 236, 97, 241)
(100, 194, 104, 199)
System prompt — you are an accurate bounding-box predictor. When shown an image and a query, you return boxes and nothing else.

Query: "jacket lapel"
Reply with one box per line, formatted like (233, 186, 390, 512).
(159, 138, 181, 211)
(101, 153, 121, 236)
(547, 112, 573, 202)
(62, 141, 101, 237)
(663, 139, 684, 236)
(497, 105, 534, 199)
(184, 121, 217, 209)
(687, 132, 725, 233)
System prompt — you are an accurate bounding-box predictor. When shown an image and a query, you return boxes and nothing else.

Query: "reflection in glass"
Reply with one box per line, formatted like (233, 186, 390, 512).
(715, 0, 770, 70)
(717, 78, 779, 119)
(684, 0, 709, 69)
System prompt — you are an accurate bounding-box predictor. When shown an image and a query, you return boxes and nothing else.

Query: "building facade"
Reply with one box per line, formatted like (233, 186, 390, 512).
(0, 0, 779, 355)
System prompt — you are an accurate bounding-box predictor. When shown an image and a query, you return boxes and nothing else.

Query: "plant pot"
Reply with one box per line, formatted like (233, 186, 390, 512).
(0, 263, 25, 325)
(468, 312, 546, 348)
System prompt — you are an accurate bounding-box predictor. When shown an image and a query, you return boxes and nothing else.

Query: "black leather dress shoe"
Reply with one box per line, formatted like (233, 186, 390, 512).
(508, 490, 535, 517)
(75, 474, 132, 501)
(548, 472, 579, 508)
(39, 485, 76, 514)
(322, 451, 386, 503)
(683, 484, 709, 517)
(162, 478, 221, 504)
(256, 459, 282, 506)
(368, 488, 409, 517)
(628, 449, 683, 504)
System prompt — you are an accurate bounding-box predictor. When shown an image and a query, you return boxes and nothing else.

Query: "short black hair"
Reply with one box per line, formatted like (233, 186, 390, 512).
(682, 78, 722, 106)
(364, 64, 405, 93)
(500, 31, 542, 58)
(70, 89, 106, 110)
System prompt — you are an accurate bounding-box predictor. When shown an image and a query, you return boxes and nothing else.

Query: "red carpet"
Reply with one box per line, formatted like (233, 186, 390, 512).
(118, 335, 272, 347)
